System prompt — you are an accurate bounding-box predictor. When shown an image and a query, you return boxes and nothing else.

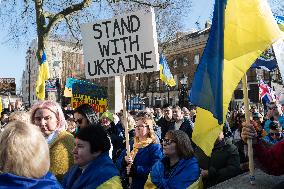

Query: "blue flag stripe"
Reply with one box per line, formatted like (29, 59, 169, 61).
(189, 0, 227, 124)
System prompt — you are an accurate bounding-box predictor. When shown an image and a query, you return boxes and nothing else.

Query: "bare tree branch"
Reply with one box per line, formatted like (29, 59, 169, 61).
(45, 0, 92, 36)
(64, 16, 80, 42)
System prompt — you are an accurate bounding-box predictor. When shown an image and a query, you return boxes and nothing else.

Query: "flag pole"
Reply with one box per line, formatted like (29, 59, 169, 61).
(120, 75, 130, 155)
(242, 74, 255, 185)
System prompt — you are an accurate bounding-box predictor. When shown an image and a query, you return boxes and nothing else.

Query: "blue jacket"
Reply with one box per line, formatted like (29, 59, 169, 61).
(264, 116, 284, 133)
(0, 171, 62, 189)
(62, 152, 122, 189)
(116, 142, 163, 189)
(147, 157, 200, 189)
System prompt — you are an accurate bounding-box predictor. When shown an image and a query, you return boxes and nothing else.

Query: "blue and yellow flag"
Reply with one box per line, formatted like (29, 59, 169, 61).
(189, 0, 284, 156)
(275, 16, 284, 32)
(160, 54, 176, 87)
(36, 51, 50, 100)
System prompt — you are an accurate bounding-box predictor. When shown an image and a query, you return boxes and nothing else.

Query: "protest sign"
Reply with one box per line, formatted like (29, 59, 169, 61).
(68, 79, 108, 113)
(0, 78, 16, 95)
(81, 8, 159, 78)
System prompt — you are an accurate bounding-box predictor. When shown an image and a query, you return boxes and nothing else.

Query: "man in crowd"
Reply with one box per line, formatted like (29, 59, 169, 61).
(156, 104, 175, 139)
(264, 102, 284, 133)
(172, 105, 194, 139)
(153, 105, 163, 122)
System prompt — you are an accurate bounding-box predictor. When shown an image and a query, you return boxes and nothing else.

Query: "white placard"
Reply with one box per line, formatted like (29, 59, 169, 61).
(273, 37, 284, 84)
(81, 8, 159, 79)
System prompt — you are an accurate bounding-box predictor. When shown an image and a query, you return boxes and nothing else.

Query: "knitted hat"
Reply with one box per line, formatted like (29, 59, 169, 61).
(100, 111, 114, 122)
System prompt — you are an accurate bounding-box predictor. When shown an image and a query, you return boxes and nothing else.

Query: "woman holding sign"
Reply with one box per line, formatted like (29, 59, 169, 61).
(116, 115, 162, 189)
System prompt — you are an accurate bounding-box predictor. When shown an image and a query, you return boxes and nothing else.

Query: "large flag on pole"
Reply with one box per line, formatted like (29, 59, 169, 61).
(36, 51, 50, 100)
(189, 0, 284, 156)
(160, 54, 176, 87)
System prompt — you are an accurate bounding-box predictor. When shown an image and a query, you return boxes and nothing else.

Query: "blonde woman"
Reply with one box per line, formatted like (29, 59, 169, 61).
(0, 121, 62, 188)
(30, 100, 74, 181)
(116, 116, 163, 189)
(9, 111, 31, 124)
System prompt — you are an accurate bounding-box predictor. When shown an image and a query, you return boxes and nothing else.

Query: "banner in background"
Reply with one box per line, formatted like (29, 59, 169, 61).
(45, 79, 57, 92)
(70, 80, 107, 113)
(0, 78, 16, 95)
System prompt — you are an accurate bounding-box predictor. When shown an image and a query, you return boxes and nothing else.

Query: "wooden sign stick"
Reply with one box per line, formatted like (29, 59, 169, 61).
(242, 74, 255, 185)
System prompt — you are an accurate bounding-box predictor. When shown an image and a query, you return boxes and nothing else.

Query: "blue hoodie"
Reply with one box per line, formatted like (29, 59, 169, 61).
(0, 171, 62, 189)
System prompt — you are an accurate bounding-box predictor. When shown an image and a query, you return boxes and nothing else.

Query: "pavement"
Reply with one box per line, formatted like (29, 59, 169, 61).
(209, 169, 284, 189)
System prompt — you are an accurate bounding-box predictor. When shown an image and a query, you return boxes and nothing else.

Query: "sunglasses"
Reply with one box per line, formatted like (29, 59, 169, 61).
(75, 118, 83, 124)
(270, 133, 281, 137)
(162, 138, 176, 146)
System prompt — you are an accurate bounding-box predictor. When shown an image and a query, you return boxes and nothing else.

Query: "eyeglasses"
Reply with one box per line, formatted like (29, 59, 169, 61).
(134, 125, 149, 129)
(270, 133, 281, 137)
(75, 118, 83, 124)
(162, 138, 176, 146)
(269, 107, 277, 110)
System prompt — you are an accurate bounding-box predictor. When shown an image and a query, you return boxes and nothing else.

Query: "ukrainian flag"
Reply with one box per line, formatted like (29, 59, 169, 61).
(189, 0, 284, 156)
(36, 51, 50, 100)
(160, 54, 176, 87)
(275, 16, 284, 32)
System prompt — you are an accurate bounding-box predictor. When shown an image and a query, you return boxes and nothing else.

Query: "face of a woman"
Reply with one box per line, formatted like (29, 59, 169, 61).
(74, 112, 89, 129)
(73, 138, 95, 167)
(162, 136, 177, 157)
(101, 117, 111, 127)
(135, 119, 150, 139)
(34, 108, 58, 137)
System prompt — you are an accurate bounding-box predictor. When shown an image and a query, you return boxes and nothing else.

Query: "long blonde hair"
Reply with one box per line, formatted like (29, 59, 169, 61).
(135, 116, 158, 144)
(0, 121, 50, 178)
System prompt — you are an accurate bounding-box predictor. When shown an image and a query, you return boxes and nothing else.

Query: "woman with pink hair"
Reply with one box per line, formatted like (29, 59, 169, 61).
(30, 100, 74, 181)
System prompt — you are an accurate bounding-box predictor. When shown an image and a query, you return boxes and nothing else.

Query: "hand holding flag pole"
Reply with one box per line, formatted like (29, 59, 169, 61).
(242, 74, 255, 185)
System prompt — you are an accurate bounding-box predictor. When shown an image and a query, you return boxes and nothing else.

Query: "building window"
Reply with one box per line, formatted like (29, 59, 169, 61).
(194, 54, 200, 65)
(156, 79, 160, 91)
(174, 75, 178, 90)
(173, 59, 177, 68)
(183, 57, 188, 66)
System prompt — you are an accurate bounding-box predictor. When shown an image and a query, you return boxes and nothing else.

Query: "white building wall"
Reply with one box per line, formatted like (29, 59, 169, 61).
(22, 38, 83, 106)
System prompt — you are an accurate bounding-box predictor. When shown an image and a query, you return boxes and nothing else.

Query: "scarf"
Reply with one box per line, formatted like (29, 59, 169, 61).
(130, 137, 154, 161)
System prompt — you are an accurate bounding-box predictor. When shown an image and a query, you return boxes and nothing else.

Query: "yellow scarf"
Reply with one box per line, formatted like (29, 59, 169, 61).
(130, 137, 154, 161)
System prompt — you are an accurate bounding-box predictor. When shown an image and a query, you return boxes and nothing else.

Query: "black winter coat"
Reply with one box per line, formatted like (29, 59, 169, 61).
(195, 138, 240, 188)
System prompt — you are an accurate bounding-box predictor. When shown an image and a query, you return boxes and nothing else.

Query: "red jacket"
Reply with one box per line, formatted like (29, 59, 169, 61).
(253, 139, 284, 176)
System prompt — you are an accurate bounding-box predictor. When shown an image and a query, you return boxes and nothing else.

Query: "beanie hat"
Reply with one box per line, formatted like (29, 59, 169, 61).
(100, 111, 114, 122)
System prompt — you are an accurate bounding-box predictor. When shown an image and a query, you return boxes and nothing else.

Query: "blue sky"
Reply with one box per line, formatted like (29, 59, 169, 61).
(0, 0, 213, 91)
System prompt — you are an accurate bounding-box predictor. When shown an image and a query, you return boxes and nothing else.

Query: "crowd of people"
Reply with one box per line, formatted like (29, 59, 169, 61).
(0, 99, 283, 188)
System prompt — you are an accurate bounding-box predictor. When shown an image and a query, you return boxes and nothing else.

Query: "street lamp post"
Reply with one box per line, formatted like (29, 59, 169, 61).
(167, 85, 170, 104)
(179, 74, 188, 108)
(27, 47, 31, 108)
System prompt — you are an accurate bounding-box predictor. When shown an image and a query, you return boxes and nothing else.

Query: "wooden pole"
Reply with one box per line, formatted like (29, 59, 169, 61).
(120, 75, 130, 155)
(242, 74, 255, 185)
